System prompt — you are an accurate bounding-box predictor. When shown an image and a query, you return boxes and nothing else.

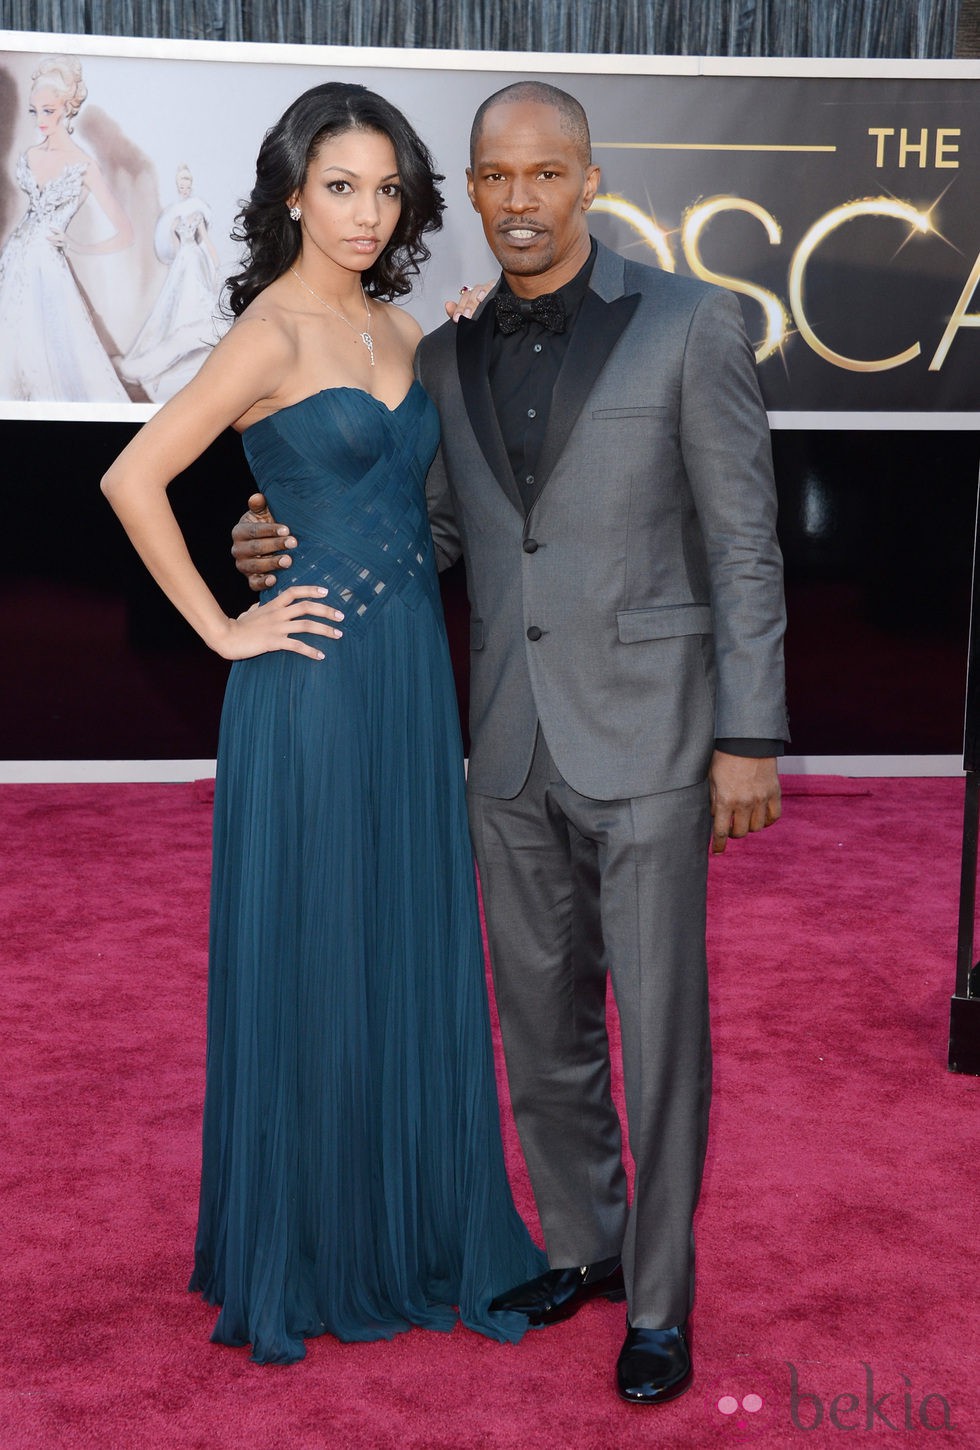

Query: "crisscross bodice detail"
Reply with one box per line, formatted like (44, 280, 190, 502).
(241, 383, 441, 632)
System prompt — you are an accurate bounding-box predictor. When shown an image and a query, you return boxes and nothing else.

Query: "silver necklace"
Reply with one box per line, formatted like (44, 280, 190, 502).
(289, 267, 375, 367)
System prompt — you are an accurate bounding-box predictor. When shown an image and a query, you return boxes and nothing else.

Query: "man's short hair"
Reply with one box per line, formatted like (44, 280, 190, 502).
(469, 82, 592, 167)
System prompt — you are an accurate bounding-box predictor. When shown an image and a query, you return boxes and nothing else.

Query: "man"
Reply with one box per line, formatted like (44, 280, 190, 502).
(235, 82, 787, 1404)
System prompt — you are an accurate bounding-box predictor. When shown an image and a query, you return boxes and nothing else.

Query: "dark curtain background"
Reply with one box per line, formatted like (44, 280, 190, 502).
(0, 1, 965, 59)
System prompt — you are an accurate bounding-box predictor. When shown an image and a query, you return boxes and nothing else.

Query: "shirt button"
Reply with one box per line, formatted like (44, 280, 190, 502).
(523, 538, 538, 553)
(527, 408, 536, 418)
(533, 343, 543, 353)
(526, 625, 543, 641)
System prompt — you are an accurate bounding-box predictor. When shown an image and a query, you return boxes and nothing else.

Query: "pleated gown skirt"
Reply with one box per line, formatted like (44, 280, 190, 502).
(188, 384, 544, 1363)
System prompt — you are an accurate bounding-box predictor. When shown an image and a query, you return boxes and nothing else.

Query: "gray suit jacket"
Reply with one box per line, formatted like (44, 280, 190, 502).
(416, 240, 788, 801)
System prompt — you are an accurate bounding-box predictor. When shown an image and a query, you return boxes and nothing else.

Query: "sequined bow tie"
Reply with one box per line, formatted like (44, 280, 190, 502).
(494, 290, 566, 335)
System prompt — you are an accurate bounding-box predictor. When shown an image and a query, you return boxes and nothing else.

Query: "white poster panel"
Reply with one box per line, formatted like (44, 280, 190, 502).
(1, 32, 979, 426)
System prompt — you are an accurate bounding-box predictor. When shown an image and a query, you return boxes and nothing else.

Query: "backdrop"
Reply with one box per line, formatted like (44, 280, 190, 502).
(0, 31, 977, 773)
(2, 34, 979, 424)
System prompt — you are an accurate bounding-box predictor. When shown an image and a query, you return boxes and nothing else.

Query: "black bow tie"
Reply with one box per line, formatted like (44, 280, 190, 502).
(494, 290, 566, 335)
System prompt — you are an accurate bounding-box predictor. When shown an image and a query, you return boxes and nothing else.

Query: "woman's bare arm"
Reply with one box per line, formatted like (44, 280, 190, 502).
(101, 317, 344, 659)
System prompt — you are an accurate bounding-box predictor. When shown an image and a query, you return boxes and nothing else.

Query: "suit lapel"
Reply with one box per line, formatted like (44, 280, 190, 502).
(455, 299, 524, 517)
(453, 242, 641, 517)
(528, 288, 639, 509)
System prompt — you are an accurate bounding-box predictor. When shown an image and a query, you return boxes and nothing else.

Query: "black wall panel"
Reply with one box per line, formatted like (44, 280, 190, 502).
(2, 421, 977, 761)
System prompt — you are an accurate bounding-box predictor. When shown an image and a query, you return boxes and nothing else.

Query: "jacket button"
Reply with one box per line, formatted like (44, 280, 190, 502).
(526, 625, 543, 641)
(523, 538, 539, 553)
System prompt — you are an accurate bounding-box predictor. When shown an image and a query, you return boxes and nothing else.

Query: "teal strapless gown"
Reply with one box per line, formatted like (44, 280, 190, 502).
(189, 383, 544, 1364)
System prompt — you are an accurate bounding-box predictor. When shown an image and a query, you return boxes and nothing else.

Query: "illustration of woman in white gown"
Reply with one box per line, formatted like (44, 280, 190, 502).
(118, 164, 225, 402)
(0, 54, 133, 402)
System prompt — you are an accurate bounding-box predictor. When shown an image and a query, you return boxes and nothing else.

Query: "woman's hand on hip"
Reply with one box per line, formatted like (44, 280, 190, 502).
(213, 585, 344, 660)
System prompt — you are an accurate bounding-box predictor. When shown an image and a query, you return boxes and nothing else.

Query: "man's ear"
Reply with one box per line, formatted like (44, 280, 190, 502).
(465, 167, 479, 212)
(582, 164, 601, 211)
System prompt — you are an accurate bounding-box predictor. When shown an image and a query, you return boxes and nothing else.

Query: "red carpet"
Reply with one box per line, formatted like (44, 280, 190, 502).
(1, 777, 977, 1448)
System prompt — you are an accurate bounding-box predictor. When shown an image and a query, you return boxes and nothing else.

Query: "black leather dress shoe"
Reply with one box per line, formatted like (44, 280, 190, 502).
(616, 1322, 693, 1404)
(489, 1260, 626, 1325)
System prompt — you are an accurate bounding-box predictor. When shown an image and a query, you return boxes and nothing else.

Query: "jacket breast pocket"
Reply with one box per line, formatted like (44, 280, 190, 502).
(616, 604, 712, 642)
(592, 406, 667, 420)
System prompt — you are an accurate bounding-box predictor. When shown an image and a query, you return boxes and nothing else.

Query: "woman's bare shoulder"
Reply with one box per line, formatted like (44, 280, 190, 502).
(378, 300, 423, 349)
(233, 282, 303, 351)
(63, 140, 95, 169)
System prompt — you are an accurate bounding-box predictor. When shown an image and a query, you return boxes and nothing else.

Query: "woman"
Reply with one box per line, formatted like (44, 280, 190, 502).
(118, 163, 225, 402)
(101, 82, 543, 1365)
(0, 54, 132, 401)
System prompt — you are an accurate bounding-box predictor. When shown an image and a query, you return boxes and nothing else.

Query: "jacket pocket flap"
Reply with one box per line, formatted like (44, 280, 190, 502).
(592, 406, 667, 419)
(617, 604, 712, 642)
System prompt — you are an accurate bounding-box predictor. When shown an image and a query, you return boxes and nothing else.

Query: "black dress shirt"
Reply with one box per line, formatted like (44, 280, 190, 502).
(489, 240, 597, 513)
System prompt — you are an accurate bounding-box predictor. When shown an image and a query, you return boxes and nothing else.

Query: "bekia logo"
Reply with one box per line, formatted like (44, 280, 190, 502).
(704, 1366, 782, 1435)
(707, 1362, 955, 1434)
(789, 1363, 954, 1432)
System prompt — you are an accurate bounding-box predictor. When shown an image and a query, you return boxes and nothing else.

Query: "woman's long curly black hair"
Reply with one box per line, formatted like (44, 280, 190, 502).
(226, 82, 445, 316)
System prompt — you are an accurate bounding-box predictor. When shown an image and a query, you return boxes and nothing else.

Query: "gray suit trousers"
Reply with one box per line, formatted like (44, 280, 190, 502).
(468, 728, 712, 1329)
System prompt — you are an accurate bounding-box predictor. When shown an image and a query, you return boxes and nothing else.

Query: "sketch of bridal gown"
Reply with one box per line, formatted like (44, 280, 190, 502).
(118, 193, 225, 401)
(0, 153, 129, 402)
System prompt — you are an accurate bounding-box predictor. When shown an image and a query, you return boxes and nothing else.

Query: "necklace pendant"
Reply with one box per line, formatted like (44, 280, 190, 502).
(289, 269, 375, 365)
